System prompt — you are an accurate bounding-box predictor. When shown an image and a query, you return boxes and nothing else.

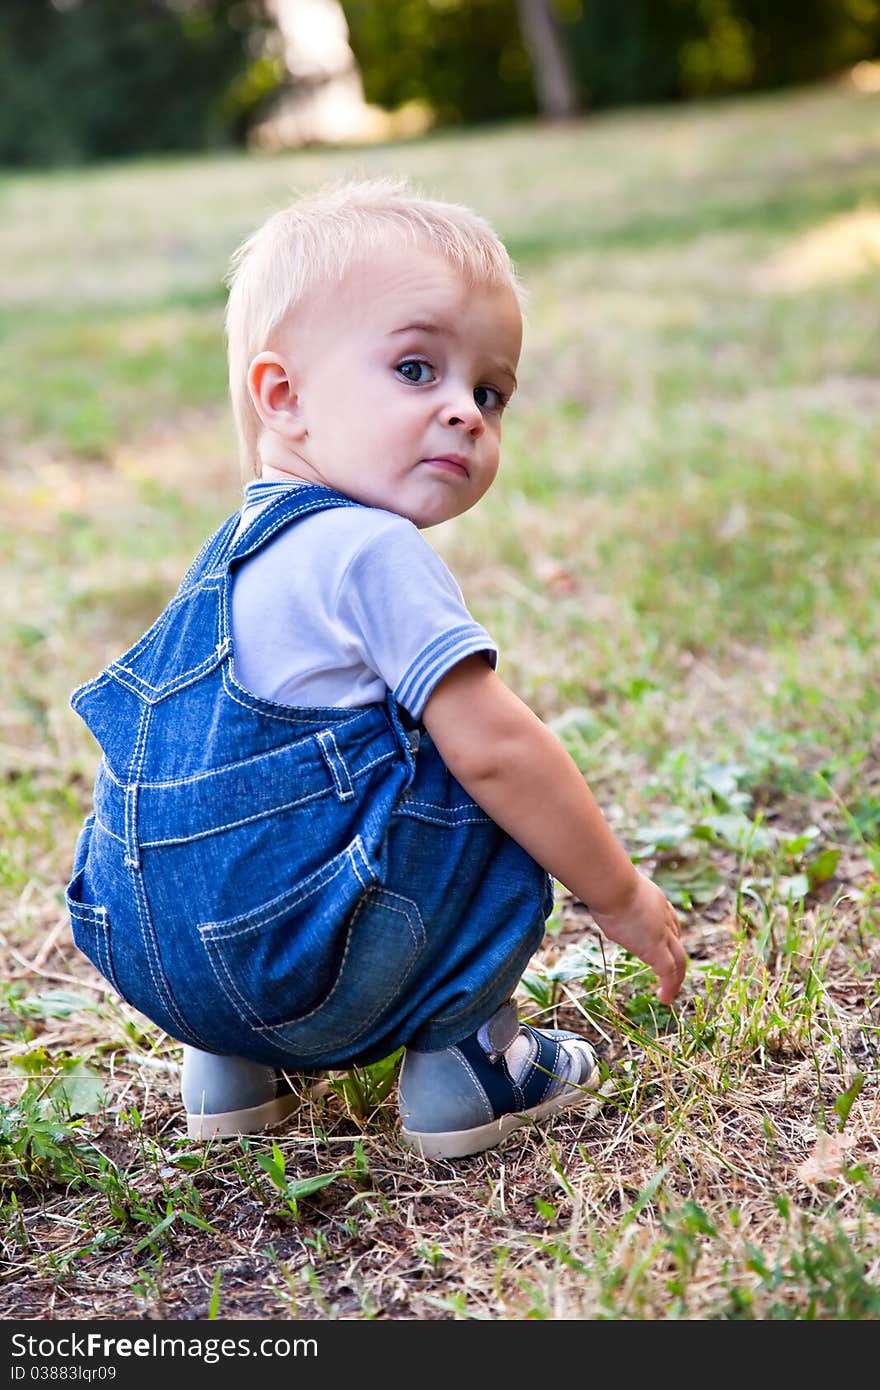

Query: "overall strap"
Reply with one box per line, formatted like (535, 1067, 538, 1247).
(173, 511, 241, 597)
(173, 484, 360, 599)
(227, 484, 364, 569)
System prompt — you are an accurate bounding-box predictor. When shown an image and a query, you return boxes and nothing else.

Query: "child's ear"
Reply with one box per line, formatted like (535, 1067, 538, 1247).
(248, 352, 307, 442)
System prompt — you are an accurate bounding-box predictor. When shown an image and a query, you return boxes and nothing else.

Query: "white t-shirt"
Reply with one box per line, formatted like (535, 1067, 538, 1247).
(230, 481, 497, 720)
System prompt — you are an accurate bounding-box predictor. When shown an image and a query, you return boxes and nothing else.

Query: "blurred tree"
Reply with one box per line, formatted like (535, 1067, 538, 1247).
(680, 0, 880, 95)
(0, 0, 280, 166)
(250, 0, 378, 148)
(4, 0, 878, 164)
(515, 0, 579, 116)
(343, 0, 880, 126)
(562, 0, 880, 108)
(341, 0, 537, 126)
(561, 0, 691, 107)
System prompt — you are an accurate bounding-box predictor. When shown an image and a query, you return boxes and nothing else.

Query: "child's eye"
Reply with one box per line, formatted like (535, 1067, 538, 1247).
(474, 385, 506, 411)
(397, 359, 436, 384)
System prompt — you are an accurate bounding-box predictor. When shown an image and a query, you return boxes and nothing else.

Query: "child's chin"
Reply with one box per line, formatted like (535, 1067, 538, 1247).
(410, 503, 460, 530)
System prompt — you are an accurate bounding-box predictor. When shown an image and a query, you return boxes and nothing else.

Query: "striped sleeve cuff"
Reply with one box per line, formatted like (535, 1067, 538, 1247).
(394, 624, 498, 719)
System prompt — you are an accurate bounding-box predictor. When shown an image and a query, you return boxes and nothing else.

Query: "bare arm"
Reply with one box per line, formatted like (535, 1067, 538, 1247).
(421, 655, 686, 1004)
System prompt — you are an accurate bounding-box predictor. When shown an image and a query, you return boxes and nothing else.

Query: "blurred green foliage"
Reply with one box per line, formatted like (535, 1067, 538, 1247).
(0, 0, 279, 166)
(2, 0, 879, 165)
(343, 0, 880, 125)
(342, 0, 538, 126)
(566, 0, 880, 108)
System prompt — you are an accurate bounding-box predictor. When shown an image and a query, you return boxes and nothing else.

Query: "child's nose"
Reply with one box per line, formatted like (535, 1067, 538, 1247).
(442, 391, 484, 434)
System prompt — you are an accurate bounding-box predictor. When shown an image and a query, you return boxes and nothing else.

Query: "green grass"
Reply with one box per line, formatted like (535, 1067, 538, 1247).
(1, 77, 879, 1321)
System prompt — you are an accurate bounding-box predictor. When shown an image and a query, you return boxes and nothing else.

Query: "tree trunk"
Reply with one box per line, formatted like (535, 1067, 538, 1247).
(252, 0, 372, 148)
(516, 0, 580, 119)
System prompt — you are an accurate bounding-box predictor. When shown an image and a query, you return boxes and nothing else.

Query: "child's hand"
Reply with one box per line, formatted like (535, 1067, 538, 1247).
(589, 873, 686, 1005)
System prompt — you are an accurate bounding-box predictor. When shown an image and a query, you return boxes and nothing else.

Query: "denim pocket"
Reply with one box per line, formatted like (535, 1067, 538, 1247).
(268, 884, 426, 1059)
(66, 876, 121, 996)
(199, 834, 427, 1062)
(199, 834, 379, 1033)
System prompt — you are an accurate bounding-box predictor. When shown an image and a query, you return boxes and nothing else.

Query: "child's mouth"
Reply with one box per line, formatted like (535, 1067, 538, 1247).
(421, 455, 470, 478)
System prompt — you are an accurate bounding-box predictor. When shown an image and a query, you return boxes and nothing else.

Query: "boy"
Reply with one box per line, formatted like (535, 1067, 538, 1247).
(66, 177, 686, 1160)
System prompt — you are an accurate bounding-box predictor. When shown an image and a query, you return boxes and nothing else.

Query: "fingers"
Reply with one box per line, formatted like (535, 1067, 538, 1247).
(656, 913, 687, 1003)
(666, 899, 681, 939)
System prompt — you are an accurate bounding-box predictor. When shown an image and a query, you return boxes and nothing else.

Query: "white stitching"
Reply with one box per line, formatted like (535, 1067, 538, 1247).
(317, 728, 354, 800)
(256, 888, 424, 1052)
(91, 811, 125, 845)
(199, 845, 360, 942)
(204, 936, 267, 1027)
(220, 663, 357, 725)
(132, 744, 394, 793)
(131, 751, 398, 847)
(396, 802, 492, 827)
(139, 785, 328, 848)
(348, 838, 372, 890)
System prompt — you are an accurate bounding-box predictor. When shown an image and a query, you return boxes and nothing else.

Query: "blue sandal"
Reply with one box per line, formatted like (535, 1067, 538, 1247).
(398, 999, 599, 1159)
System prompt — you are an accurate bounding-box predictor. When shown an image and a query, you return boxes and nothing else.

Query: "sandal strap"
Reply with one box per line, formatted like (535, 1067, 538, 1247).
(456, 1023, 569, 1116)
(478, 998, 520, 1055)
(517, 1024, 570, 1107)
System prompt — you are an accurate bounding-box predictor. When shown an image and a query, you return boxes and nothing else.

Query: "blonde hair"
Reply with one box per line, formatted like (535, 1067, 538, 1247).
(224, 175, 522, 480)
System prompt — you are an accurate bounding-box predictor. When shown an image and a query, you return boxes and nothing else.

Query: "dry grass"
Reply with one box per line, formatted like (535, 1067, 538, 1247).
(2, 78, 880, 1321)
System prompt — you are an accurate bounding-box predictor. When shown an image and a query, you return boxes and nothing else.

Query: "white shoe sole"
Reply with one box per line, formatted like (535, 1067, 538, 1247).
(399, 1068, 600, 1161)
(186, 1089, 299, 1141)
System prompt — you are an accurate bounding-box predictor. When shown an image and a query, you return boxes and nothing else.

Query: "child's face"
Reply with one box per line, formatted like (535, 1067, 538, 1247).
(265, 244, 522, 528)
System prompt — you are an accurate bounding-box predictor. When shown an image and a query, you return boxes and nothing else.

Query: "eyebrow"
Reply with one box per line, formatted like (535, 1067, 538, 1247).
(390, 320, 445, 337)
(390, 320, 518, 390)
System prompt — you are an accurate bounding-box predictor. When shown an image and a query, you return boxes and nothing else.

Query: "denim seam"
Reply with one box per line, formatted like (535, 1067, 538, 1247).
(99, 743, 394, 793)
(120, 578, 224, 652)
(405, 799, 490, 816)
(220, 664, 368, 726)
(398, 803, 492, 826)
(123, 704, 149, 871)
(203, 935, 267, 1029)
(137, 785, 331, 848)
(70, 670, 112, 713)
(110, 580, 224, 687)
(348, 837, 374, 890)
(97, 756, 122, 786)
(175, 516, 238, 592)
(69, 902, 118, 996)
(128, 705, 207, 1047)
(230, 490, 357, 564)
(316, 728, 354, 801)
(257, 888, 424, 1053)
(129, 753, 398, 848)
(128, 712, 168, 1022)
(95, 917, 115, 994)
(201, 847, 385, 1034)
(139, 794, 330, 848)
(111, 640, 228, 703)
(91, 812, 125, 846)
(95, 916, 114, 991)
(221, 664, 362, 725)
(199, 842, 362, 943)
(67, 900, 106, 923)
(218, 570, 230, 647)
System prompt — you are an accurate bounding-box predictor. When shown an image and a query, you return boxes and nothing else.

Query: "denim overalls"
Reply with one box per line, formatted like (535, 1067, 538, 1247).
(66, 484, 552, 1069)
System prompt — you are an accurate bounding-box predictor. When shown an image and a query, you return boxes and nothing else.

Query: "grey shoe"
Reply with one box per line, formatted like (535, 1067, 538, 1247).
(181, 1047, 301, 1140)
(398, 999, 600, 1159)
